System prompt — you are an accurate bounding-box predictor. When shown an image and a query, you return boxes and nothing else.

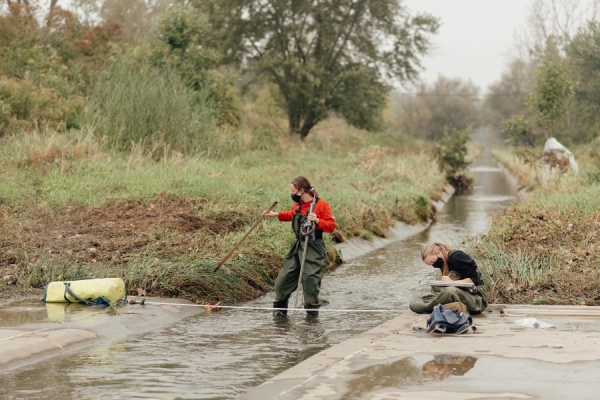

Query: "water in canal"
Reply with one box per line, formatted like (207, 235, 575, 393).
(0, 143, 516, 399)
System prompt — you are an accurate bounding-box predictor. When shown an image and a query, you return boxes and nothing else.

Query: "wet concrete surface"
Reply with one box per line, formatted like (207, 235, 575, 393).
(243, 310, 600, 400)
(0, 297, 204, 372)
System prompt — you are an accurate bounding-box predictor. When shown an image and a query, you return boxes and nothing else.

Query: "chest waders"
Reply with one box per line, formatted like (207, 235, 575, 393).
(409, 271, 489, 314)
(292, 197, 317, 313)
(273, 198, 326, 317)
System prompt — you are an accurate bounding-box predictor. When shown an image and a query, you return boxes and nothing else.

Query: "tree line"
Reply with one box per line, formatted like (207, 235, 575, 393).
(0, 0, 441, 142)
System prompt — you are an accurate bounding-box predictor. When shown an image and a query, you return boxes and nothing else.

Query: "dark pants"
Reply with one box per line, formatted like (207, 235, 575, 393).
(274, 238, 326, 310)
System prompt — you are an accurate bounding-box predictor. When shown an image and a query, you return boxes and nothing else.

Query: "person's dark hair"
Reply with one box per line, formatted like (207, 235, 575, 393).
(291, 176, 319, 198)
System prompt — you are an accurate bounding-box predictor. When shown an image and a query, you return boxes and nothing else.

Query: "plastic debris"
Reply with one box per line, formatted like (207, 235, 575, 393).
(514, 317, 555, 329)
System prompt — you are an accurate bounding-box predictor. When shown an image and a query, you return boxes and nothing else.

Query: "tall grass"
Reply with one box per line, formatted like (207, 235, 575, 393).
(466, 239, 552, 302)
(0, 103, 446, 303)
(85, 60, 218, 157)
(17, 254, 280, 304)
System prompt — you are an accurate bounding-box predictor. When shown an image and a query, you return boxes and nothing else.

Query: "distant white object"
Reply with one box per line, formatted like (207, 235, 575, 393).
(542, 137, 578, 182)
(430, 280, 475, 289)
(514, 317, 555, 329)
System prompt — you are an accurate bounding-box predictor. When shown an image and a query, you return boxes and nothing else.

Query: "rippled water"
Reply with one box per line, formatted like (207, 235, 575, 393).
(0, 145, 516, 399)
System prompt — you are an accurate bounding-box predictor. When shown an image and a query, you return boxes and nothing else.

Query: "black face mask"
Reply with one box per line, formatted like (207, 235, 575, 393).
(291, 192, 302, 203)
(432, 257, 444, 269)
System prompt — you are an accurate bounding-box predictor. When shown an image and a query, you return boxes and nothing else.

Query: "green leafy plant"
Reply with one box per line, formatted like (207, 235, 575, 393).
(434, 127, 472, 176)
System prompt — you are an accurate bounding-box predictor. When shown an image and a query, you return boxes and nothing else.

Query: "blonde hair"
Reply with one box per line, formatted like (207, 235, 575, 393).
(421, 242, 455, 276)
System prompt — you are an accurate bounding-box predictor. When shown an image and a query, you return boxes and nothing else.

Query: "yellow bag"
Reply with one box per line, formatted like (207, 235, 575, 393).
(43, 278, 126, 305)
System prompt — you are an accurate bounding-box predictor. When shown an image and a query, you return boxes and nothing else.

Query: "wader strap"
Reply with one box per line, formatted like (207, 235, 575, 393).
(295, 198, 320, 214)
(294, 198, 323, 240)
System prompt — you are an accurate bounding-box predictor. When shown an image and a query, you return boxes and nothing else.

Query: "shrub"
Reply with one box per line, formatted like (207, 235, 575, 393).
(434, 127, 472, 176)
(149, 4, 241, 126)
(85, 60, 216, 156)
(0, 76, 84, 135)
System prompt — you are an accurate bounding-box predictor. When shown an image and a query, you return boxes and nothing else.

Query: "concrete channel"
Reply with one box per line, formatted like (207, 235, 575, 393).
(241, 306, 600, 399)
(4, 132, 591, 399)
(0, 297, 205, 372)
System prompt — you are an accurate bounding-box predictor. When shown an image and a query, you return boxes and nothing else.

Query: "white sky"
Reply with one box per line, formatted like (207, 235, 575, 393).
(403, 0, 533, 93)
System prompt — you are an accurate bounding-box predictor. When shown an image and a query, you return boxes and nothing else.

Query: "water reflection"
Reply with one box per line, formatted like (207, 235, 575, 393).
(0, 301, 46, 327)
(421, 355, 478, 380)
(344, 354, 478, 398)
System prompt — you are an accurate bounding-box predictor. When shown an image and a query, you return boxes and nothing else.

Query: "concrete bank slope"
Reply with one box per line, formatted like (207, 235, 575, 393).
(241, 306, 600, 400)
(0, 296, 204, 372)
(336, 184, 455, 261)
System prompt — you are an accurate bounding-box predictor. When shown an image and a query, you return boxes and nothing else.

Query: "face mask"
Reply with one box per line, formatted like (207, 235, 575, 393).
(432, 257, 444, 269)
(291, 192, 302, 203)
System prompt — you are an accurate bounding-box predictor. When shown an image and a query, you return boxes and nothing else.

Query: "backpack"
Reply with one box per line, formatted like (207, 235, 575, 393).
(414, 304, 476, 335)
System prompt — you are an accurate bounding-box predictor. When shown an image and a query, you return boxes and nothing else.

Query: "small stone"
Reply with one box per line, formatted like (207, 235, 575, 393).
(87, 247, 97, 254)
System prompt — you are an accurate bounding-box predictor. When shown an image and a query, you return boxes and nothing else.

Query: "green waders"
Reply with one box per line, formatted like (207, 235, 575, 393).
(273, 210, 327, 316)
(409, 271, 488, 314)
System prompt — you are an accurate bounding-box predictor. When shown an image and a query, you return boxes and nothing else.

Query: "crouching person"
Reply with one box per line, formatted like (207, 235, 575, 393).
(409, 242, 487, 314)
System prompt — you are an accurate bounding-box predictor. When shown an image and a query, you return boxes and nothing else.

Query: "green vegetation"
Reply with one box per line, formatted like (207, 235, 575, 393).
(474, 1, 600, 305)
(199, 0, 439, 137)
(504, 61, 577, 146)
(85, 60, 217, 155)
(433, 127, 472, 179)
(0, 124, 444, 303)
(470, 138, 600, 305)
(0, 1, 450, 305)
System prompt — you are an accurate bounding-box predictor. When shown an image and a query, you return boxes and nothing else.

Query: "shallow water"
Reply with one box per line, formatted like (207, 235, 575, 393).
(0, 145, 516, 399)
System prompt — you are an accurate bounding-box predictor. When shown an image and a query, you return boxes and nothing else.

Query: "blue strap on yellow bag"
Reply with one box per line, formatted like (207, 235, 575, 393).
(42, 278, 126, 307)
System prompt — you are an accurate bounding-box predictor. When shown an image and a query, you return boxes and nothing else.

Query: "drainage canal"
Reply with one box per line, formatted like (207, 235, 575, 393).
(0, 143, 516, 399)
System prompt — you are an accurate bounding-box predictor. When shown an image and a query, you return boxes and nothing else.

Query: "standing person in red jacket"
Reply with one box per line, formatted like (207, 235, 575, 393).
(264, 176, 336, 318)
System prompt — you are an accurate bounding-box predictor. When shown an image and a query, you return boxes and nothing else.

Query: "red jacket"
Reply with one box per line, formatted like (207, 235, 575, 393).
(278, 199, 336, 233)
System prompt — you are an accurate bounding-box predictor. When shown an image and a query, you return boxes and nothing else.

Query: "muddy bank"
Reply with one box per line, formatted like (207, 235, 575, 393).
(0, 193, 252, 269)
(469, 148, 600, 306)
(0, 194, 282, 304)
(0, 179, 449, 305)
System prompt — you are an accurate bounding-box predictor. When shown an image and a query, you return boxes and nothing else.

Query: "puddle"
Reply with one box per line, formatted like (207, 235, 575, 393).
(342, 353, 600, 399)
(0, 299, 111, 328)
(0, 300, 47, 327)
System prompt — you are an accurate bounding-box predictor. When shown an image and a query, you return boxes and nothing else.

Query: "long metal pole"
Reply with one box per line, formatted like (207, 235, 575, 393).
(292, 235, 310, 313)
(213, 201, 278, 272)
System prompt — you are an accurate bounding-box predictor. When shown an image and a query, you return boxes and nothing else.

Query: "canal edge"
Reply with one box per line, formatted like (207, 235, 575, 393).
(335, 184, 455, 262)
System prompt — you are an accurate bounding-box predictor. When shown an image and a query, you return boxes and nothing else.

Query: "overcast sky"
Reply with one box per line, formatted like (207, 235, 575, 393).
(403, 0, 533, 93)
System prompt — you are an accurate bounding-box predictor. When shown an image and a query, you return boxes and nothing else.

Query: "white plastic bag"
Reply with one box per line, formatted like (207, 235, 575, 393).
(514, 317, 555, 329)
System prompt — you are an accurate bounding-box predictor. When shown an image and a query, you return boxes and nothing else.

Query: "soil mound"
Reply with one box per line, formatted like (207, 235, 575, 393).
(0, 193, 252, 270)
